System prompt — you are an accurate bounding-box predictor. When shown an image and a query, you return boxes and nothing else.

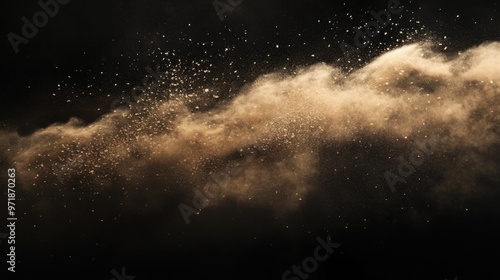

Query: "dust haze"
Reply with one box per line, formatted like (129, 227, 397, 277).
(1, 42, 499, 226)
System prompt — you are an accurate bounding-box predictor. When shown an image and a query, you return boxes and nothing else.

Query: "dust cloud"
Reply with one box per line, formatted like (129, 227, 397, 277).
(2, 42, 499, 213)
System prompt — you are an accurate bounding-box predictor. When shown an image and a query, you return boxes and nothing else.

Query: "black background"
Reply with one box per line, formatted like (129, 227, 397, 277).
(1, 0, 500, 279)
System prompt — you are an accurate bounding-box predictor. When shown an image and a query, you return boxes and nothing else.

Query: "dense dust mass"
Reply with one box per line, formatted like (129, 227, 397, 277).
(1, 42, 499, 215)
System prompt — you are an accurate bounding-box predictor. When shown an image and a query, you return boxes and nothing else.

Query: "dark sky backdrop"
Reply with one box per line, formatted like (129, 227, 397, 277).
(1, 1, 500, 280)
(2, 0, 499, 132)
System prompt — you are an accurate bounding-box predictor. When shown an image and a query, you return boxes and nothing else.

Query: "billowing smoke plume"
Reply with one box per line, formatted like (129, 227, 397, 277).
(1, 42, 499, 219)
